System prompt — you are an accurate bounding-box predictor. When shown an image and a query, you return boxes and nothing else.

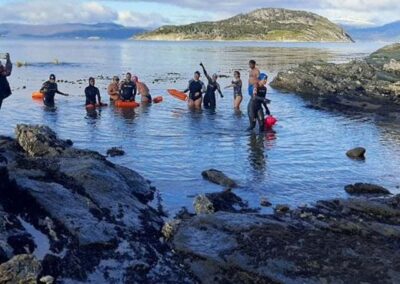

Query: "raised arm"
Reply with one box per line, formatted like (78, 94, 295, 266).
(200, 63, 211, 82)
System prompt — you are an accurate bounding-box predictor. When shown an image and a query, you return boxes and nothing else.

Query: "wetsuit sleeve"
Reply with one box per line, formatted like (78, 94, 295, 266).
(201, 65, 212, 82)
(216, 82, 223, 97)
(5, 59, 12, 76)
(96, 87, 101, 103)
(55, 84, 63, 95)
(84, 87, 89, 97)
(184, 80, 191, 93)
(262, 101, 271, 115)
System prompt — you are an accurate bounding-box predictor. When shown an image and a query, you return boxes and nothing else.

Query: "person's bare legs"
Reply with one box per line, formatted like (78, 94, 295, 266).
(234, 96, 242, 110)
(194, 97, 202, 109)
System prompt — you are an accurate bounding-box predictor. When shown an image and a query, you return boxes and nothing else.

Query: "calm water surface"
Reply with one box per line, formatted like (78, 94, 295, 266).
(1, 39, 399, 214)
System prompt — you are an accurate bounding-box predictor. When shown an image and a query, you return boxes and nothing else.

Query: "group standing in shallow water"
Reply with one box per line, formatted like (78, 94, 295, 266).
(0, 55, 275, 132)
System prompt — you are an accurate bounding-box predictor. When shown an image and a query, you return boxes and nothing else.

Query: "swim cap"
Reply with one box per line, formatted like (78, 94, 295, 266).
(258, 73, 268, 81)
(49, 74, 56, 80)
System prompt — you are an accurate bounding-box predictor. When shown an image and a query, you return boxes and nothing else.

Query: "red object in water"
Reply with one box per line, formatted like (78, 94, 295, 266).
(153, 96, 163, 104)
(265, 115, 277, 129)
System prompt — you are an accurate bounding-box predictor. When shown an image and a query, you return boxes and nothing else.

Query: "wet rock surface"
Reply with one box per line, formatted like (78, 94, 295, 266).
(0, 125, 192, 283)
(106, 147, 125, 157)
(346, 147, 366, 160)
(0, 254, 41, 284)
(169, 193, 400, 283)
(201, 169, 237, 188)
(345, 183, 391, 195)
(270, 43, 400, 118)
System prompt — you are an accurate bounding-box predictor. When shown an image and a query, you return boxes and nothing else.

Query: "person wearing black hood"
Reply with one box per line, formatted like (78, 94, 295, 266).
(40, 74, 69, 107)
(85, 77, 102, 106)
(0, 53, 12, 110)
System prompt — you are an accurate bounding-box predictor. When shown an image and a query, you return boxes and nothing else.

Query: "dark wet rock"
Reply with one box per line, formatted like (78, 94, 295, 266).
(260, 197, 272, 207)
(171, 194, 400, 283)
(194, 190, 254, 215)
(0, 125, 193, 283)
(274, 204, 290, 213)
(201, 169, 237, 188)
(106, 147, 125, 157)
(271, 43, 400, 117)
(0, 254, 41, 284)
(345, 183, 391, 195)
(346, 147, 366, 159)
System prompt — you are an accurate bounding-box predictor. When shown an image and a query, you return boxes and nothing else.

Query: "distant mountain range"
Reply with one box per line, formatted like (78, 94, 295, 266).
(0, 23, 146, 39)
(345, 21, 400, 41)
(136, 8, 353, 42)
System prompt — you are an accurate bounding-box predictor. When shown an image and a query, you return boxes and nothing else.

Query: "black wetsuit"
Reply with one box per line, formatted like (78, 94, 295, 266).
(85, 85, 100, 105)
(248, 84, 270, 131)
(185, 80, 205, 101)
(120, 80, 137, 101)
(40, 81, 61, 107)
(0, 61, 12, 109)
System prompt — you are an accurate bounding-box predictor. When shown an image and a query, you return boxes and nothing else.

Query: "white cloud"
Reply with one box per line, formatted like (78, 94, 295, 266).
(0, 0, 168, 27)
(117, 11, 170, 27)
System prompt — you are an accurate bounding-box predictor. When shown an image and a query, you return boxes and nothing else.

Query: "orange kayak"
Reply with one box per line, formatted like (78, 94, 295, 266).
(168, 89, 187, 101)
(115, 100, 140, 108)
(32, 91, 44, 100)
(153, 96, 163, 104)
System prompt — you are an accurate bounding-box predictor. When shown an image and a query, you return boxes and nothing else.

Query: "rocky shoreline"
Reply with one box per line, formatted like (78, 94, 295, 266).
(1, 125, 399, 283)
(270, 43, 400, 120)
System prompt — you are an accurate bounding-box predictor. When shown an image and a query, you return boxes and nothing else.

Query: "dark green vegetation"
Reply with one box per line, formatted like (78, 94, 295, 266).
(137, 8, 353, 42)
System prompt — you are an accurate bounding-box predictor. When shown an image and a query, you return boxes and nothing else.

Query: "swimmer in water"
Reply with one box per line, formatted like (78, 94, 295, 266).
(200, 62, 223, 109)
(225, 70, 243, 110)
(184, 70, 206, 109)
(132, 76, 152, 104)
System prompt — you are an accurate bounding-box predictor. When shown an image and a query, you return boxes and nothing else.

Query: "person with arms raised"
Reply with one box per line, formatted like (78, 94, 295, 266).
(200, 62, 223, 109)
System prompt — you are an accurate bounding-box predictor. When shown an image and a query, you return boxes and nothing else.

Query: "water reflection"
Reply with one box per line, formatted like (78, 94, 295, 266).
(248, 133, 267, 173)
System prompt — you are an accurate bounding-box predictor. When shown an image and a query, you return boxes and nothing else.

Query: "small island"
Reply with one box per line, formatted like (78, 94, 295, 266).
(136, 8, 353, 42)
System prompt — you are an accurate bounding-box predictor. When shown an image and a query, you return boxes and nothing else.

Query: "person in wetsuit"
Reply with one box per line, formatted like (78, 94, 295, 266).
(40, 74, 69, 107)
(0, 53, 12, 110)
(184, 71, 206, 109)
(200, 63, 223, 109)
(85, 77, 102, 106)
(247, 73, 271, 132)
(225, 71, 243, 110)
(119, 72, 137, 101)
(107, 76, 120, 101)
(132, 76, 152, 104)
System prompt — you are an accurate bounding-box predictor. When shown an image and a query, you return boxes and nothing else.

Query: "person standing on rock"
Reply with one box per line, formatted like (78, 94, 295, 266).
(0, 53, 12, 110)
(200, 63, 223, 109)
(247, 60, 261, 127)
(40, 74, 69, 107)
(85, 77, 102, 106)
(107, 76, 120, 101)
(119, 72, 137, 102)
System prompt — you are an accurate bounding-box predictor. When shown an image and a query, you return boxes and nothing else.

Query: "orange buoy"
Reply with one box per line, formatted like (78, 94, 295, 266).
(168, 89, 188, 101)
(115, 100, 140, 108)
(153, 96, 163, 104)
(32, 91, 44, 100)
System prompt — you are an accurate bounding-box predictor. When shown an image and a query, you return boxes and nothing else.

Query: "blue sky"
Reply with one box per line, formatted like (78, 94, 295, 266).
(0, 0, 399, 27)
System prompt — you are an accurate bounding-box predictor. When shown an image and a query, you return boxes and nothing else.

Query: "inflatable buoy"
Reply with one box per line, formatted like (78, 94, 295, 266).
(32, 91, 44, 100)
(115, 100, 140, 108)
(153, 96, 163, 104)
(264, 115, 277, 129)
(168, 89, 187, 101)
(86, 103, 108, 109)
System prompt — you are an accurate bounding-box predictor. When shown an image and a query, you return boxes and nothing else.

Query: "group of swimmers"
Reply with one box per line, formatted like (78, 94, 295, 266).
(0, 53, 272, 132)
(183, 60, 271, 131)
(38, 72, 153, 108)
